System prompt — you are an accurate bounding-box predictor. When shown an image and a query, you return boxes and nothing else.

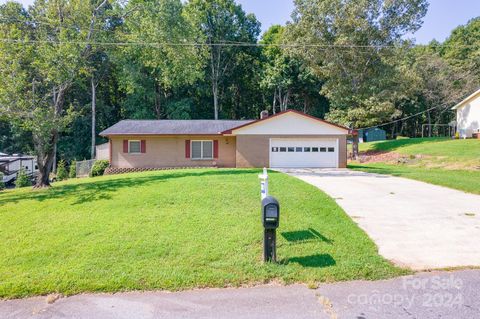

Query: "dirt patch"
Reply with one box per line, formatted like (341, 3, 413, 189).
(355, 151, 421, 164)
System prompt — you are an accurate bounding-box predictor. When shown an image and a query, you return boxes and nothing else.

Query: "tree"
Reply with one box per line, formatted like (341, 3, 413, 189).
(286, 0, 429, 128)
(186, 0, 261, 119)
(260, 25, 325, 115)
(0, 0, 110, 187)
(56, 159, 68, 180)
(441, 17, 480, 76)
(69, 160, 76, 178)
(117, 0, 203, 120)
(15, 167, 31, 188)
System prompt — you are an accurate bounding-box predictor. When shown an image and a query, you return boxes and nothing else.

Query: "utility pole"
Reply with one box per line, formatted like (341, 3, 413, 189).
(91, 76, 96, 159)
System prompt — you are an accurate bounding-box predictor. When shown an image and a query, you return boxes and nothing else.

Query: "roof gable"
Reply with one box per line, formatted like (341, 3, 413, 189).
(452, 88, 480, 110)
(224, 110, 349, 135)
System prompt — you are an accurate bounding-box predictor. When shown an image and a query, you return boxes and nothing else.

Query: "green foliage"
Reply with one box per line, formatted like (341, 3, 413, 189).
(185, 0, 262, 119)
(0, 0, 111, 187)
(286, 0, 429, 127)
(0, 172, 4, 191)
(0, 169, 407, 298)
(441, 17, 480, 74)
(89, 160, 109, 177)
(56, 160, 68, 181)
(15, 168, 31, 188)
(69, 160, 77, 179)
(0, 0, 478, 167)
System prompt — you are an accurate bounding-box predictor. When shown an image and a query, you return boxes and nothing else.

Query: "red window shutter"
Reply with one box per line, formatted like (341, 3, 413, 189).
(185, 140, 190, 158)
(213, 140, 219, 158)
(123, 140, 128, 153)
(141, 140, 146, 153)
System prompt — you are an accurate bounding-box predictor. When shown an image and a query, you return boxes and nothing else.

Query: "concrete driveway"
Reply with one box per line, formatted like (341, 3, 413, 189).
(278, 168, 480, 270)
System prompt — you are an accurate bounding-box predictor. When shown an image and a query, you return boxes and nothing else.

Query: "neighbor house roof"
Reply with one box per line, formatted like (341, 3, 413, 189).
(99, 119, 254, 136)
(452, 88, 480, 110)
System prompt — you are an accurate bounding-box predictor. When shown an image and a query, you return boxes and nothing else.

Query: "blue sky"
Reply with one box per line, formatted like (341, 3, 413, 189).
(2, 0, 479, 44)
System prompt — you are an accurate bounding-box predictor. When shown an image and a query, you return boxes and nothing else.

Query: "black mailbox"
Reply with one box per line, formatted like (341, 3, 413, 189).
(262, 196, 279, 229)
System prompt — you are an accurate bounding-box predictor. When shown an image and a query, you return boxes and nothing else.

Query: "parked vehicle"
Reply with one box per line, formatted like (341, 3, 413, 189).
(0, 153, 38, 185)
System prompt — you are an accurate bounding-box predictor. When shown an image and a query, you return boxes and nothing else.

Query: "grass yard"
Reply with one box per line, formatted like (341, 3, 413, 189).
(359, 137, 480, 162)
(350, 164, 480, 195)
(0, 169, 406, 299)
(351, 138, 480, 194)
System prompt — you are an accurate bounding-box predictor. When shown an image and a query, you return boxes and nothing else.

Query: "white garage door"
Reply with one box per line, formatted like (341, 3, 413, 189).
(270, 138, 338, 168)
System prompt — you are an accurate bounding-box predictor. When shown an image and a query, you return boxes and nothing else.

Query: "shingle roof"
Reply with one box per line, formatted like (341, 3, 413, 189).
(99, 119, 254, 136)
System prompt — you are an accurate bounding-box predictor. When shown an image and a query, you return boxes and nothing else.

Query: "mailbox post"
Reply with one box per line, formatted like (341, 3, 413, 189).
(258, 167, 268, 199)
(261, 196, 279, 262)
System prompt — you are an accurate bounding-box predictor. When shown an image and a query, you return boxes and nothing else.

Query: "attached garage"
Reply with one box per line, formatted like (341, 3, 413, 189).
(269, 138, 338, 168)
(223, 110, 350, 169)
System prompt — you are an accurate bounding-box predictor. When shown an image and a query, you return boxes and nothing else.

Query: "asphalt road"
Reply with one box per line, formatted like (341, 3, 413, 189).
(1, 270, 479, 319)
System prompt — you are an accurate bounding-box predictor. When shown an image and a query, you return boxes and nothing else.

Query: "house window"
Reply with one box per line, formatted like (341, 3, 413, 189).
(287, 147, 294, 152)
(304, 147, 311, 152)
(271, 147, 279, 152)
(312, 147, 319, 152)
(279, 147, 286, 152)
(295, 147, 302, 152)
(191, 140, 213, 159)
(328, 147, 335, 152)
(129, 140, 141, 154)
(320, 147, 327, 152)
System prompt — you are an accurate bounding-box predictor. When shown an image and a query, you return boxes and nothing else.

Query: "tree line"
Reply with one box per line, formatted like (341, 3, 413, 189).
(0, 0, 478, 187)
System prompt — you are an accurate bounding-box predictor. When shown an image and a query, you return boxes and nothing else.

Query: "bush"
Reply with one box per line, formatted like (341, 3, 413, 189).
(0, 172, 4, 191)
(15, 168, 31, 188)
(90, 160, 109, 177)
(56, 159, 68, 181)
(69, 160, 77, 178)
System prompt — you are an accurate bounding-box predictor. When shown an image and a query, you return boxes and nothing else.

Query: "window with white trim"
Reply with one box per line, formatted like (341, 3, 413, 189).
(129, 140, 141, 154)
(191, 140, 213, 159)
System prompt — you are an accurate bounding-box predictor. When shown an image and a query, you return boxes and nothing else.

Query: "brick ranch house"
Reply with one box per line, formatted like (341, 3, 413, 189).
(99, 110, 351, 169)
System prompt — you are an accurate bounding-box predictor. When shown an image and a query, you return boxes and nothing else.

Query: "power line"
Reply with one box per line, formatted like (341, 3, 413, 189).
(0, 37, 479, 49)
(357, 103, 451, 131)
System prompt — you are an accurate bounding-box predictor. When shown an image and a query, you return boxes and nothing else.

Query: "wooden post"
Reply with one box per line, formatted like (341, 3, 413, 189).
(352, 129, 359, 160)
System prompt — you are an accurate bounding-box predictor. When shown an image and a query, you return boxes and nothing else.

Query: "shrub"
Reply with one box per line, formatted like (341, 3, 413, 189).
(90, 160, 109, 177)
(0, 172, 4, 191)
(15, 168, 31, 188)
(69, 160, 77, 178)
(56, 160, 68, 181)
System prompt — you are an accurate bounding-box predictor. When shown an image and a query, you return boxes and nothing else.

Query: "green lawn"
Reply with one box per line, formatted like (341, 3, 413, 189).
(359, 137, 480, 160)
(350, 164, 480, 195)
(0, 169, 406, 299)
(351, 138, 480, 194)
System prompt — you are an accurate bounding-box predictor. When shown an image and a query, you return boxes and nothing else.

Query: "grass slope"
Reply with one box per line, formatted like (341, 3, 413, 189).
(350, 164, 480, 195)
(351, 138, 480, 194)
(359, 137, 480, 160)
(0, 169, 406, 299)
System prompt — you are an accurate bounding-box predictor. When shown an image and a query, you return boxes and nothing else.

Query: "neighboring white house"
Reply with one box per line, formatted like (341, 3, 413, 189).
(452, 88, 480, 138)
